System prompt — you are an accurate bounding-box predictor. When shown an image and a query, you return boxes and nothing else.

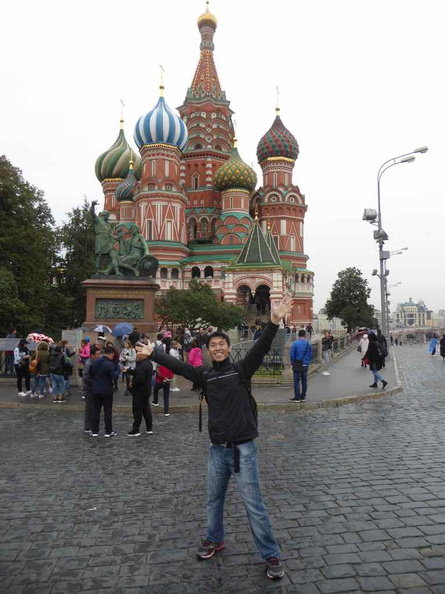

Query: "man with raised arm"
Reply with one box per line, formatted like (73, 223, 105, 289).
(136, 296, 292, 580)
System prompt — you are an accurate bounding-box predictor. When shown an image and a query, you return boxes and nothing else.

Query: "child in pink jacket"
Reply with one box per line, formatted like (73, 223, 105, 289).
(188, 340, 203, 391)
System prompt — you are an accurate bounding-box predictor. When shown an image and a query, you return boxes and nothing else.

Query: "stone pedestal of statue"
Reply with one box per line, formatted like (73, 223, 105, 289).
(82, 277, 160, 335)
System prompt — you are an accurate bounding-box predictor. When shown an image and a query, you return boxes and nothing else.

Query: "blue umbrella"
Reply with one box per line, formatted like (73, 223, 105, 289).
(112, 323, 134, 337)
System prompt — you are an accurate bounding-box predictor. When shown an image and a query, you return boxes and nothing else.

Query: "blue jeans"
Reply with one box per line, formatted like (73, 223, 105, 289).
(371, 364, 385, 383)
(51, 373, 65, 396)
(33, 375, 49, 395)
(207, 441, 280, 559)
(293, 368, 308, 400)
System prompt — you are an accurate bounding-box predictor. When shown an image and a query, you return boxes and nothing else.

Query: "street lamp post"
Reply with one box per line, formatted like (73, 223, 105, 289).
(374, 147, 428, 336)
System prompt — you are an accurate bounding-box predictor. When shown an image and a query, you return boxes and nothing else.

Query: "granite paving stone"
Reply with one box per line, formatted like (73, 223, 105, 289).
(1, 345, 445, 592)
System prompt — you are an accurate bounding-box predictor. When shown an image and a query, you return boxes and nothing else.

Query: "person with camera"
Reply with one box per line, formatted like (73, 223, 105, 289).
(136, 296, 292, 580)
(289, 329, 313, 402)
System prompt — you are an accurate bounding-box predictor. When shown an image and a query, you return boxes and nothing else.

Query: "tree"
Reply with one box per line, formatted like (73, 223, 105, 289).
(57, 198, 96, 327)
(0, 156, 63, 336)
(0, 267, 27, 335)
(325, 267, 378, 333)
(155, 279, 245, 330)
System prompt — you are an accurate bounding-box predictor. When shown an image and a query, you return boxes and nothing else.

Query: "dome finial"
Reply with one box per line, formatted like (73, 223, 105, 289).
(159, 64, 165, 96)
(254, 204, 259, 220)
(198, 0, 217, 29)
(276, 85, 280, 115)
(120, 99, 125, 129)
(129, 150, 134, 169)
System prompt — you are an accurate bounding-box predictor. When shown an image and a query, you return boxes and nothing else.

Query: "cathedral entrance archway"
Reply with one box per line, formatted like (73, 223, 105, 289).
(236, 284, 252, 309)
(254, 284, 271, 316)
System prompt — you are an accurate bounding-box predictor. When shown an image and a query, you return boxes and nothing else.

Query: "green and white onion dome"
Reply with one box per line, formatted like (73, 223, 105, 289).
(95, 119, 142, 182)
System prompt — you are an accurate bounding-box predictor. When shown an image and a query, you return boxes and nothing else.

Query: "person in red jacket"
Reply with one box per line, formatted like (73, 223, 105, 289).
(152, 364, 174, 416)
(188, 340, 203, 391)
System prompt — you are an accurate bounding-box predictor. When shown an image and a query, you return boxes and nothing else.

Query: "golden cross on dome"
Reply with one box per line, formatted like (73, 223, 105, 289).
(276, 86, 280, 114)
(254, 203, 259, 220)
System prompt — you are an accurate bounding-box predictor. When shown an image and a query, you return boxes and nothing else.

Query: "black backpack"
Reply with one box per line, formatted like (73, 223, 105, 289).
(376, 343, 388, 358)
(49, 353, 64, 375)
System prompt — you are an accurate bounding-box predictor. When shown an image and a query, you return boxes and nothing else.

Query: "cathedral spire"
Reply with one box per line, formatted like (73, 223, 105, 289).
(191, 1, 223, 99)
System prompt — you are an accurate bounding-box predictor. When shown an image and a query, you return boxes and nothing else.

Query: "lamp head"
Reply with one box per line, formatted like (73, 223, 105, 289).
(363, 208, 377, 222)
(414, 146, 428, 154)
(372, 269, 378, 276)
(400, 156, 415, 164)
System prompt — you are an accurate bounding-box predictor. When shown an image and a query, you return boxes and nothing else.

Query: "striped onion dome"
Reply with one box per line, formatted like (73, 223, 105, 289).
(256, 108, 299, 162)
(115, 161, 136, 202)
(134, 88, 188, 152)
(214, 141, 257, 192)
(95, 120, 142, 182)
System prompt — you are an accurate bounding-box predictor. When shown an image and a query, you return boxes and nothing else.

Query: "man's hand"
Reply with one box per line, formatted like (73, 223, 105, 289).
(136, 343, 153, 357)
(271, 295, 293, 325)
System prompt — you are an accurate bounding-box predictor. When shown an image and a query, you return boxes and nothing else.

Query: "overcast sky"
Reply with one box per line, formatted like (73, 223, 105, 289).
(1, 0, 444, 314)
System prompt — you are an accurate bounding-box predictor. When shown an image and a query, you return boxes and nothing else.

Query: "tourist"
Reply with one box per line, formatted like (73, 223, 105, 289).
(305, 323, 313, 340)
(123, 349, 153, 436)
(105, 340, 120, 391)
(364, 333, 388, 390)
(30, 341, 51, 398)
(89, 346, 121, 437)
(120, 340, 136, 395)
(152, 364, 173, 416)
(128, 326, 141, 347)
(321, 331, 332, 376)
(137, 296, 292, 580)
(188, 339, 203, 391)
(196, 327, 207, 349)
(169, 340, 181, 391)
(78, 338, 91, 387)
(181, 329, 193, 362)
(253, 325, 262, 341)
(429, 334, 439, 356)
(358, 333, 369, 368)
(5, 328, 17, 376)
(14, 338, 31, 397)
(49, 345, 67, 403)
(440, 334, 445, 361)
(60, 340, 75, 396)
(289, 329, 313, 402)
(82, 346, 101, 434)
(162, 330, 173, 354)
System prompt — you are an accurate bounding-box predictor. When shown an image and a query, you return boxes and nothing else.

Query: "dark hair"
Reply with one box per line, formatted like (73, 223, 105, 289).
(157, 333, 163, 341)
(190, 339, 199, 349)
(90, 346, 100, 356)
(298, 329, 306, 337)
(206, 330, 230, 347)
(368, 333, 377, 342)
(104, 346, 115, 355)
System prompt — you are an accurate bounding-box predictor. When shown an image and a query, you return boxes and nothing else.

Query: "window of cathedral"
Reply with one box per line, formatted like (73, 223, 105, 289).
(171, 268, 179, 280)
(273, 173, 277, 186)
(160, 268, 168, 279)
(201, 111, 206, 118)
(192, 173, 200, 189)
(204, 266, 214, 278)
(194, 143, 203, 150)
(165, 183, 173, 191)
(166, 221, 173, 241)
(290, 236, 296, 252)
(211, 112, 217, 119)
(215, 144, 222, 151)
(191, 266, 201, 278)
(201, 218, 208, 233)
(147, 220, 153, 241)
(189, 219, 197, 240)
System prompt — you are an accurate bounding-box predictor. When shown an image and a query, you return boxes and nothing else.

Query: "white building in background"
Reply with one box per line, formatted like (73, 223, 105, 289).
(315, 309, 346, 334)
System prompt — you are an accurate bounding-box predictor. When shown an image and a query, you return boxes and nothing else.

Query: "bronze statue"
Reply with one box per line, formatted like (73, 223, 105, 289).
(91, 203, 158, 278)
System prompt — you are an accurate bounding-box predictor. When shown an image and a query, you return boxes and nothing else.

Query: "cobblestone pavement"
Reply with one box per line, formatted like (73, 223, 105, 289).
(2, 345, 445, 593)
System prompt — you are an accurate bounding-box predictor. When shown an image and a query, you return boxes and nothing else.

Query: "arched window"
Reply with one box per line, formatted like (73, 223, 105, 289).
(194, 144, 203, 150)
(160, 267, 168, 279)
(171, 268, 179, 279)
(201, 218, 208, 233)
(191, 266, 201, 278)
(204, 266, 214, 278)
(189, 218, 197, 240)
(192, 172, 200, 189)
(215, 144, 222, 151)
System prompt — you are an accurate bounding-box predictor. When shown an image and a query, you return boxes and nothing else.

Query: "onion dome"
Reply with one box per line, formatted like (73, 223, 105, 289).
(256, 108, 299, 162)
(214, 141, 257, 192)
(95, 119, 142, 182)
(115, 159, 136, 202)
(198, 0, 217, 29)
(134, 87, 188, 152)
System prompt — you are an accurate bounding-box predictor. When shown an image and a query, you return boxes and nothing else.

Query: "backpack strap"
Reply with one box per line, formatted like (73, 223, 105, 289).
(199, 369, 210, 433)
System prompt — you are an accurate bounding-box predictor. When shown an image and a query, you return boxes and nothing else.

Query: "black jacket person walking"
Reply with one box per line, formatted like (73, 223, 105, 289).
(136, 297, 292, 580)
(124, 354, 153, 436)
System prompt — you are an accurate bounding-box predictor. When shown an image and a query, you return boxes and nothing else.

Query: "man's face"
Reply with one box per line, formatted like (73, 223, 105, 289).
(208, 336, 231, 362)
(199, 328, 204, 335)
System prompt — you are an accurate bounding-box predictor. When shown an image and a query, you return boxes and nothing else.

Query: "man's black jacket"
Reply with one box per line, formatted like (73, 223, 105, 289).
(126, 358, 153, 397)
(151, 320, 279, 444)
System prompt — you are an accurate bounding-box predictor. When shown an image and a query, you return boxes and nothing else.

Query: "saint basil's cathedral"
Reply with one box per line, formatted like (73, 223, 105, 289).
(94, 2, 314, 325)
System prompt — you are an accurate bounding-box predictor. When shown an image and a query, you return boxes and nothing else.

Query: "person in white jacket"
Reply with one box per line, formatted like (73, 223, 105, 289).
(169, 340, 181, 391)
(358, 334, 369, 367)
(120, 340, 137, 395)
